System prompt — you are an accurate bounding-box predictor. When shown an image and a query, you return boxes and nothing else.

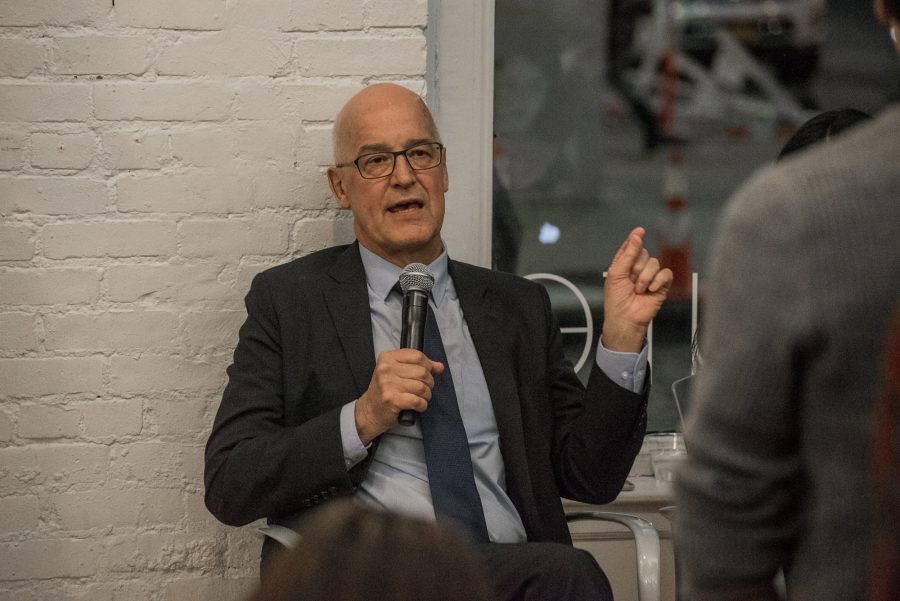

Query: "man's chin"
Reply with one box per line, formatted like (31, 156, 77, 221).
(383, 236, 443, 264)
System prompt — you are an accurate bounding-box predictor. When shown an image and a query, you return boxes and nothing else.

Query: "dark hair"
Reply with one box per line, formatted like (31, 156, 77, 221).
(249, 501, 495, 601)
(777, 109, 871, 160)
(886, 0, 900, 19)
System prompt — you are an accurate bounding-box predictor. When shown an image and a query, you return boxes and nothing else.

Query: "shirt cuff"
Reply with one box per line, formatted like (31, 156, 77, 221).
(595, 337, 649, 394)
(340, 400, 370, 469)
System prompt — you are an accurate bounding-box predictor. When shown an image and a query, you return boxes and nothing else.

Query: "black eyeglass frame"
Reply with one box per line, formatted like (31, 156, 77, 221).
(334, 142, 445, 179)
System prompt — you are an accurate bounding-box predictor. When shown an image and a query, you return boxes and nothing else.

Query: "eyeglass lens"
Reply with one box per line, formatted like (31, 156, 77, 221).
(358, 143, 442, 178)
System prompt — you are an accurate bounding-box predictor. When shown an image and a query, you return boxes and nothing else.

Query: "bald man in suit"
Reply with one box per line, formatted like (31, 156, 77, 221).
(205, 83, 672, 601)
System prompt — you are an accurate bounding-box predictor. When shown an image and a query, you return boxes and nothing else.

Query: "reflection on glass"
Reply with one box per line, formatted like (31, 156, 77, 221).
(493, 0, 897, 432)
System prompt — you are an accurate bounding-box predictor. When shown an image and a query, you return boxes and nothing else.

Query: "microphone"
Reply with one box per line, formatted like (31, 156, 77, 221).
(397, 263, 435, 426)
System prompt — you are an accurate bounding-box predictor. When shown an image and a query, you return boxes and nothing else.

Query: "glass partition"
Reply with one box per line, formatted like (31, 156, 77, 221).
(493, 0, 898, 432)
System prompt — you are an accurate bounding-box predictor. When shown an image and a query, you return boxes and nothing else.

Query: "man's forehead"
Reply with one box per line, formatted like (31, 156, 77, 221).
(333, 85, 436, 158)
(347, 108, 434, 148)
(354, 138, 435, 155)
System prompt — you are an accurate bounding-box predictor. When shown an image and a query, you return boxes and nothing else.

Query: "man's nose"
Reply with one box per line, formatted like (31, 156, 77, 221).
(390, 153, 416, 185)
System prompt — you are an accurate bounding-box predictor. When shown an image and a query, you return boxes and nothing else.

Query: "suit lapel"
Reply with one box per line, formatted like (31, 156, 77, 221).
(449, 262, 536, 517)
(323, 243, 376, 396)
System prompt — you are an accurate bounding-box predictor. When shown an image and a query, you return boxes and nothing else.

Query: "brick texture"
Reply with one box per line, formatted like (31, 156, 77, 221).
(53, 488, 184, 530)
(31, 133, 96, 170)
(0, 130, 28, 170)
(0, 445, 110, 491)
(104, 263, 235, 303)
(94, 82, 231, 122)
(43, 221, 177, 259)
(0, 0, 107, 27)
(101, 129, 171, 170)
(0, 39, 47, 78)
(0, 357, 104, 396)
(112, 0, 225, 30)
(52, 35, 151, 76)
(0, 268, 101, 305)
(293, 34, 426, 76)
(179, 219, 290, 257)
(0, 496, 40, 534)
(0, 0, 428, 596)
(155, 31, 292, 77)
(82, 400, 143, 439)
(0, 225, 35, 260)
(0, 312, 38, 351)
(43, 311, 179, 351)
(18, 404, 81, 439)
(0, 177, 108, 216)
(0, 84, 91, 122)
(0, 540, 100, 580)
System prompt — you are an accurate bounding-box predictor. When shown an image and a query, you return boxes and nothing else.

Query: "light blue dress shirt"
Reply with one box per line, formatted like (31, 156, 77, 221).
(340, 244, 648, 542)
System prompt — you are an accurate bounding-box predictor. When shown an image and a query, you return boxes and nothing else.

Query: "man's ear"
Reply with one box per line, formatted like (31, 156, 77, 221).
(327, 167, 351, 209)
(441, 148, 449, 193)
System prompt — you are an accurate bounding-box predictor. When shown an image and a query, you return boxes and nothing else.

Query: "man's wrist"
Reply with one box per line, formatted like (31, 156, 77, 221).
(354, 396, 381, 446)
(340, 401, 370, 469)
(600, 324, 647, 353)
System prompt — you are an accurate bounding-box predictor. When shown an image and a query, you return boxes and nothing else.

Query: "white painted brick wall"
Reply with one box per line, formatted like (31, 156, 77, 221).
(52, 35, 153, 76)
(0, 39, 48, 78)
(0, 0, 429, 597)
(44, 221, 178, 258)
(155, 32, 293, 77)
(31, 132, 98, 170)
(18, 404, 82, 439)
(0, 0, 108, 27)
(0, 130, 28, 170)
(0, 225, 35, 260)
(0, 268, 102, 305)
(0, 495, 40, 534)
(0, 177, 109, 215)
(101, 129, 171, 170)
(94, 82, 232, 122)
(0, 313, 39, 351)
(113, 0, 226, 30)
(0, 83, 93, 121)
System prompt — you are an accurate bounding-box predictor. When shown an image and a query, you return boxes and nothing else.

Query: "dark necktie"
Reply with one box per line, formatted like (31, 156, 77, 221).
(419, 308, 490, 542)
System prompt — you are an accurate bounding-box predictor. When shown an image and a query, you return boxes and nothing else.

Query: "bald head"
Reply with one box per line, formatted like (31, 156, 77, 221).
(332, 84, 441, 164)
(325, 82, 449, 267)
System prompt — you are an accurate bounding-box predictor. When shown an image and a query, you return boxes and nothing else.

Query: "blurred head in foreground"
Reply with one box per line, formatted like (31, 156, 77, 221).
(249, 500, 495, 601)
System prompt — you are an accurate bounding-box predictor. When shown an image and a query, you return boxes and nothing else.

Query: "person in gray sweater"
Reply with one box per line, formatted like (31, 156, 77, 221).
(674, 1, 900, 599)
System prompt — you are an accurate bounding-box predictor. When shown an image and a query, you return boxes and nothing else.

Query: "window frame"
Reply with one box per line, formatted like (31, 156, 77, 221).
(427, 0, 496, 268)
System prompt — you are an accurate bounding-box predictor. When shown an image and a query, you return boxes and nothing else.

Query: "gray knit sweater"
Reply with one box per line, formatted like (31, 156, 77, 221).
(675, 104, 900, 601)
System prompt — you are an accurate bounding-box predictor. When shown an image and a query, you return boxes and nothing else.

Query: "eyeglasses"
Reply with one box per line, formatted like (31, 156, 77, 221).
(335, 142, 444, 179)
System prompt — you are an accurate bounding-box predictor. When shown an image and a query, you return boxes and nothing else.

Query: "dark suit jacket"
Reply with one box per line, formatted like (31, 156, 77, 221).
(204, 242, 647, 559)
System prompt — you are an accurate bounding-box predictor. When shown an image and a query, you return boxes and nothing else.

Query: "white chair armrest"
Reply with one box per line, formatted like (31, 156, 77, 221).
(566, 511, 661, 601)
(255, 524, 302, 550)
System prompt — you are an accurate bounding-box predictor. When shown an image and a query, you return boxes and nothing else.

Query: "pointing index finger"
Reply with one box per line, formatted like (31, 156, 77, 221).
(609, 227, 646, 276)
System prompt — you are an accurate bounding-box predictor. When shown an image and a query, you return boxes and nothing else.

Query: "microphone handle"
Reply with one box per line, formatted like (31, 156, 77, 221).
(398, 290, 428, 426)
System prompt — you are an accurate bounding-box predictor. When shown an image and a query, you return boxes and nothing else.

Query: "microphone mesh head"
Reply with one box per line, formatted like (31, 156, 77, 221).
(399, 263, 435, 294)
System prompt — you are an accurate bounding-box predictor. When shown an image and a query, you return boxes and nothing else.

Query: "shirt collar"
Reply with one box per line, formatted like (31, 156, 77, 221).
(358, 243, 450, 307)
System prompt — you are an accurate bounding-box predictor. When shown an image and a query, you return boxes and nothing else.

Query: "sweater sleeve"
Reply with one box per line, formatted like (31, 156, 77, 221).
(674, 166, 811, 593)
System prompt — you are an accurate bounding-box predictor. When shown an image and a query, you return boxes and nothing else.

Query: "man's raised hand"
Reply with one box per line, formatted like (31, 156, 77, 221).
(601, 227, 673, 352)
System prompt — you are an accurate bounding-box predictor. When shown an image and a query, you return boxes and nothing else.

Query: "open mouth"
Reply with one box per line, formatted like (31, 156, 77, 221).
(388, 200, 423, 213)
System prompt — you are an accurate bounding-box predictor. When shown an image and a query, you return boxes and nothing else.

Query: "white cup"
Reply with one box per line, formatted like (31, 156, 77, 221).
(646, 432, 686, 486)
